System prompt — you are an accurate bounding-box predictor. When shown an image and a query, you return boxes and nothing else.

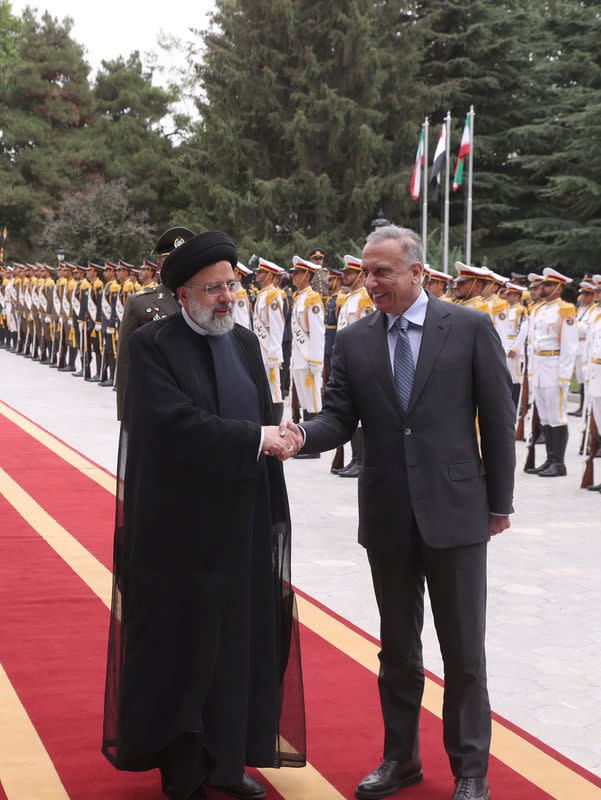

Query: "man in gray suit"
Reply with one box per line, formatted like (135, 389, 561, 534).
(281, 226, 515, 800)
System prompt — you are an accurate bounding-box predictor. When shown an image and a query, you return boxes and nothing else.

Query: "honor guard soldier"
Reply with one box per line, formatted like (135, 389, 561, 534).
(253, 257, 286, 422)
(38, 264, 56, 364)
(324, 266, 348, 472)
(289, 256, 325, 455)
(70, 265, 91, 377)
(570, 280, 597, 417)
(21, 263, 34, 357)
(5, 266, 19, 351)
(583, 276, 601, 491)
(0, 265, 7, 349)
(85, 261, 104, 381)
(114, 227, 194, 419)
(232, 261, 253, 330)
(525, 267, 578, 477)
(335, 254, 375, 477)
(99, 261, 119, 386)
(60, 264, 84, 373)
(423, 264, 454, 300)
(503, 282, 528, 407)
(29, 264, 43, 360)
(309, 247, 329, 300)
(453, 263, 492, 311)
(138, 259, 159, 289)
(57, 262, 76, 370)
(54, 262, 71, 368)
(48, 262, 66, 366)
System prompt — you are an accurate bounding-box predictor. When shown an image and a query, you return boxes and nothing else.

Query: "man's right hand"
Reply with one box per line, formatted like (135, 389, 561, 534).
(262, 424, 302, 459)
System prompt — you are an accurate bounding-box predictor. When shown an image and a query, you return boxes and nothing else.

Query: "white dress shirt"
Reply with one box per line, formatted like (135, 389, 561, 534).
(385, 288, 429, 370)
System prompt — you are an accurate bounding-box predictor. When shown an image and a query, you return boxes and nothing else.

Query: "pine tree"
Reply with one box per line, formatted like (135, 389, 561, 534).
(503, 0, 601, 273)
(177, 0, 423, 265)
(414, 0, 543, 269)
(0, 9, 95, 260)
(93, 52, 179, 227)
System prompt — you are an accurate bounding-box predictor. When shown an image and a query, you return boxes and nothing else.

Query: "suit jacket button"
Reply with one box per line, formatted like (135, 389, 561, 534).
(404, 427, 412, 435)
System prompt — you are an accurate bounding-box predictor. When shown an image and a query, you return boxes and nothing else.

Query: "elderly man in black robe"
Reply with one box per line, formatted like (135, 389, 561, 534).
(102, 231, 306, 800)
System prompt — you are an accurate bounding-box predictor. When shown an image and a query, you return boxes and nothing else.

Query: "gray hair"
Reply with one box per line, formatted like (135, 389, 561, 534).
(365, 225, 424, 267)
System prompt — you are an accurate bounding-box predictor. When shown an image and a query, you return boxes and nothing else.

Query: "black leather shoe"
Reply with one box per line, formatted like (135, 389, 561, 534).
(451, 777, 490, 799)
(355, 759, 422, 799)
(293, 452, 320, 459)
(538, 462, 567, 477)
(99, 378, 114, 387)
(213, 772, 266, 799)
(339, 461, 361, 478)
(58, 364, 75, 372)
(587, 483, 601, 492)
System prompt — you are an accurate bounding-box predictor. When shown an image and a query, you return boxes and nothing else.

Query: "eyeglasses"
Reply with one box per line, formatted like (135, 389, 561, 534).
(186, 280, 240, 296)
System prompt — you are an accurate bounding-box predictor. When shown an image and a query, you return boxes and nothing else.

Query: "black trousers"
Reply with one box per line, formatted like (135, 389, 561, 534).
(367, 520, 490, 777)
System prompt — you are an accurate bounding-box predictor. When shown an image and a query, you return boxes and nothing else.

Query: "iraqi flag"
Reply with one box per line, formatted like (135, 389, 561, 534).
(409, 129, 425, 200)
(429, 123, 446, 202)
(453, 114, 471, 192)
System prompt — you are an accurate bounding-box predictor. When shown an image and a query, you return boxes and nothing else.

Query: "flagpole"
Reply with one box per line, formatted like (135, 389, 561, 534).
(465, 105, 475, 265)
(443, 110, 451, 273)
(422, 116, 429, 263)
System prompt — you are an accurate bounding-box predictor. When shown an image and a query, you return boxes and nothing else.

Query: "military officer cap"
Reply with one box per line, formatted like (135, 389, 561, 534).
(528, 272, 544, 284)
(327, 266, 343, 277)
(105, 260, 118, 269)
(257, 257, 284, 275)
(454, 262, 492, 280)
(592, 274, 601, 286)
(87, 260, 103, 271)
(152, 226, 196, 257)
(117, 260, 134, 271)
(310, 248, 326, 260)
(71, 263, 85, 273)
(505, 282, 526, 293)
(510, 272, 527, 282)
(161, 231, 238, 292)
(542, 267, 572, 285)
(489, 270, 509, 285)
(291, 255, 321, 273)
(142, 259, 158, 270)
(579, 281, 595, 292)
(425, 265, 453, 282)
(236, 261, 253, 276)
(343, 254, 363, 271)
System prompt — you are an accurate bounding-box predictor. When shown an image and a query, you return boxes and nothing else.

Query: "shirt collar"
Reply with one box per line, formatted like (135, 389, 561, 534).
(386, 288, 429, 332)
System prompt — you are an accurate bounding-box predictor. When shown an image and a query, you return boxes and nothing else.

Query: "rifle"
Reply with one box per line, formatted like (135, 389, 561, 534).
(56, 323, 65, 368)
(49, 321, 57, 364)
(23, 325, 31, 355)
(515, 372, 528, 441)
(16, 311, 22, 351)
(524, 403, 541, 472)
(99, 333, 107, 382)
(31, 323, 37, 358)
(581, 406, 599, 489)
(82, 323, 90, 379)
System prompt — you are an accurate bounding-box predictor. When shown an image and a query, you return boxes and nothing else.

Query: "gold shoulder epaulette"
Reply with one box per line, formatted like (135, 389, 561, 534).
(110, 280, 121, 293)
(358, 289, 374, 311)
(335, 292, 347, 308)
(94, 278, 103, 290)
(559, 301, 576, 318)
(80, 278, 91, 290)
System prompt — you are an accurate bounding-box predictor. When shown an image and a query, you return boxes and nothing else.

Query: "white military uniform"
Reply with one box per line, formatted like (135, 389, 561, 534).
(337, 287, 374, 330)
(530, 296, 578, 427)
(583, 279, 601, 429)
(233, 261, 253, 330)
(575, 296, 597, 383)
(253, 266, 285, 404)
(290, 284, 325, 413)
(503, 302, 528, 384)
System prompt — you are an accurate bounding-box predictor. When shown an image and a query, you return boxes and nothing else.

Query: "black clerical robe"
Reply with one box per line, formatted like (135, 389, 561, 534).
(102, 313, 305, 786)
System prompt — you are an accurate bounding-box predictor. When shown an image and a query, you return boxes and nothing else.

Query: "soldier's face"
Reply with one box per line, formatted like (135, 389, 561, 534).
(506, 292, 520, 305)
(595, 288, 601, 304)
(291, 269, 309, 290)
(538, 280, 561, 300)
(362, 238, 423, 315)
(579, 291, 593, 305)
(86, 268, 96, 282)
(425, 277, 444, 297)
(115, 267, 129, 284)
(342, 268, 360, 288)
(327, 275, 340, 292)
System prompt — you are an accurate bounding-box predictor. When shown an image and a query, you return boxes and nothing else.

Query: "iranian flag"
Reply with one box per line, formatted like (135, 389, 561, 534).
(429, 124, 447, 202)
(452, 114, 471, 192)
(409, 129, 425, 200)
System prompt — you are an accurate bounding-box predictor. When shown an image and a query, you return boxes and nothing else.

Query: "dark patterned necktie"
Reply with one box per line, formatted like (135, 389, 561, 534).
(393, 316, 415, 412)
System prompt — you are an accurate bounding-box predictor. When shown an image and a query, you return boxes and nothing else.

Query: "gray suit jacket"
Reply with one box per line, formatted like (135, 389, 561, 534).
(301, 294, 516, 550)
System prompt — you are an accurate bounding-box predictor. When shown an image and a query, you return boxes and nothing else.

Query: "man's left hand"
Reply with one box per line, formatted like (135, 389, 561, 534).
(490, 514, 511, 536)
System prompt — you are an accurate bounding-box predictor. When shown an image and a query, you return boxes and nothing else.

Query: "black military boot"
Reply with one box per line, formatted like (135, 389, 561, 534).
(568, 386, 584, 417)
(539, 426, 568, 477)
(525, 425, 553, 474)
(340, 427, 363, 478)
(293, 411, 320, 459)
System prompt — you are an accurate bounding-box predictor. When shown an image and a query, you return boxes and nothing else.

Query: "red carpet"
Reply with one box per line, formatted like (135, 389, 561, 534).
(1, 407, 599, 799)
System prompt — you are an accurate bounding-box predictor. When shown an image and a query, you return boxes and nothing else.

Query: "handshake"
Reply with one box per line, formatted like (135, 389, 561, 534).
(262, 420, 304, 460)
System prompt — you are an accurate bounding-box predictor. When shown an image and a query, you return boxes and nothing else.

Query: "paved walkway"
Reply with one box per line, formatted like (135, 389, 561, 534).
(2, 347, 600, 775)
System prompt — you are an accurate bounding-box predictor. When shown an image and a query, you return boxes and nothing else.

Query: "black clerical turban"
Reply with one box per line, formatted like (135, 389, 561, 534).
(161, 231, 238, 292)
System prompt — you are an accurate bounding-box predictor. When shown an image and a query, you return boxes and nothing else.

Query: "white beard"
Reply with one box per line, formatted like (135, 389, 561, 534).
(188, 296, 235, 335)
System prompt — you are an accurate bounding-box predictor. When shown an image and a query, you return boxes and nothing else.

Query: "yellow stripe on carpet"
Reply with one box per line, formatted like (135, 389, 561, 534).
(0, 467, 343, 800)
(0, 662, 70, 800)
(1, 403, 600, 800)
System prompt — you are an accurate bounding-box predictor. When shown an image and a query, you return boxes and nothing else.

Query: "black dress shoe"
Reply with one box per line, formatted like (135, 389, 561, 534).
(293, 452, 320, 459)
(451, 777, 490, 800)
(213, 772, 266, 799)
(339, 461, 361, 478)
(99, 378, 114, 387)
(355, 759, 422, 799)
(587, 483, 601, 492)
